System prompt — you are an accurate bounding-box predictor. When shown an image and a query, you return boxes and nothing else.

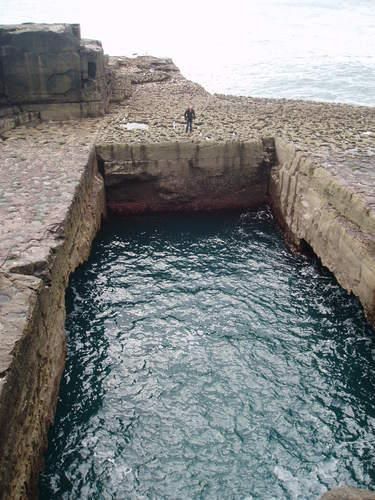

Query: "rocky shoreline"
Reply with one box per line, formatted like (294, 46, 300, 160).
(0, 23, 375, 498)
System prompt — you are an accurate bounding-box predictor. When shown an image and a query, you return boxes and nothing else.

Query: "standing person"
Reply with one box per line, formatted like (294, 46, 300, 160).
(184, 105, 196, 133)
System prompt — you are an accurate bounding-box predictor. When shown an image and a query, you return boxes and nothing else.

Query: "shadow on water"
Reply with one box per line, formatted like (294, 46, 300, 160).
(39, 261, 111, 497)
(39, 208, 375, 499)
(298, 239, 375, 419)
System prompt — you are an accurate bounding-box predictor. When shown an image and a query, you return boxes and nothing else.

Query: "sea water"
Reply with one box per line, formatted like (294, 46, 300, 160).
(39, 211, 375, 499)
(3, 1, 374, 497)
(1, 0, 374, 106)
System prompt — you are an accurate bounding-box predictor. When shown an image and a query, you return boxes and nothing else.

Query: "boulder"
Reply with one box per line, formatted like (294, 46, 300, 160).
(0, 23, 110, 120)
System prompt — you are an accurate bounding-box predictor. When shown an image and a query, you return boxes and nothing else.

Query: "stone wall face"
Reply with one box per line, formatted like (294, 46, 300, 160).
(0, 106, 40, 132)
(0, 24, 110, 121)
(96, 141, 271, 214)
(0, 151, 105, 499)
(79, 39, 111, 117)
(270, 139, 375, 326)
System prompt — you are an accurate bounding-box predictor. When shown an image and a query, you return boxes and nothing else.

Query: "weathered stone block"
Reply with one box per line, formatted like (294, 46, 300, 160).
(0, 23, 110, 122)
(0, 24, 82, 104)
(270, 138, 375, 327)
(80, 39, 109, 109)
(98, 140, 271, 214)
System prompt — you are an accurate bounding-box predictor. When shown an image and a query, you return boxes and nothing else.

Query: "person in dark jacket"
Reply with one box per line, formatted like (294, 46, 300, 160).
(184, 105, 196, 133)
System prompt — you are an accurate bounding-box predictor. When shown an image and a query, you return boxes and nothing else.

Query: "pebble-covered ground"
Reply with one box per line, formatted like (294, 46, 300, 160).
(98, 57, 375, 211)
(0, 120, 101, 273)
(0, 55, 374, 274)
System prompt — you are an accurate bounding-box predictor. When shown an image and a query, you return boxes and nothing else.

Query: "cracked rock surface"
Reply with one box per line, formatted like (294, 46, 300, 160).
(97, 56, 375, 211)
(0, 53, 374, 498)
(1, 55, 374, 357)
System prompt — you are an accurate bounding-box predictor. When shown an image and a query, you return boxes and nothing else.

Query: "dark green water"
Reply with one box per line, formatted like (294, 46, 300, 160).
(40, 209, 375, 499)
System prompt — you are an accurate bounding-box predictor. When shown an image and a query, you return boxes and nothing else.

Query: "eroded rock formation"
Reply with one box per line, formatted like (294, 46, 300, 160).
(270, 139, 375, 325)
(97, 141, 271, 214)
(96, 54, 375, 326)
(0, 22, 375, 498)
(0, 23, 110, 125)
(0, 123, 106, 498)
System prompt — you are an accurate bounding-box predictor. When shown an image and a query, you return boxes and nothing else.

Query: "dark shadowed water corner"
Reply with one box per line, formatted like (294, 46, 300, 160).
(39, 209, 375, 499)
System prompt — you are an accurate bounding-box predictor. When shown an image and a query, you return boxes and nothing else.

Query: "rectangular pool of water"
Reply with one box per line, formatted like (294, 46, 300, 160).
(39, 209, 375, 499)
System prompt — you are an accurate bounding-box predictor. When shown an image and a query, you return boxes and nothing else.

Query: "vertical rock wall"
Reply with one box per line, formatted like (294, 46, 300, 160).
(0, 132, 374, 497)
(270, 139, 375, 326)
(0, 24, 111, 122)
(97, 141, 272, 214)
(0, 151, 105, 499)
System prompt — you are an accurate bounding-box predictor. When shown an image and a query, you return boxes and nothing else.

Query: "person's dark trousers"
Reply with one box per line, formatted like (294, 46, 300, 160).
(186, 119, 193, 132)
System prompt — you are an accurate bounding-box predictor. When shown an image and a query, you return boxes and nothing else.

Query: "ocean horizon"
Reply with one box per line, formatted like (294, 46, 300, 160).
(1, 1, 374, 105)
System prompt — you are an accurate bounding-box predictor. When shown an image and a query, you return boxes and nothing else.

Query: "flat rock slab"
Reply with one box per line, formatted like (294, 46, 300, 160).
(97, 58, 375, 214)
(0, 120, 102, 402)
(322, 486, 375, 499)
(0, 119, 101, 274)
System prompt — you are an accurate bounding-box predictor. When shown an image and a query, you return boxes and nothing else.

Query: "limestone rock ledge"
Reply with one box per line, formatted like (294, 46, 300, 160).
(271, 139, 375, 326)
(0, 23, 111, 123)
(0, 152, 105, 499)
(321, 486, 375, 499)
(97, 140, 272, 214)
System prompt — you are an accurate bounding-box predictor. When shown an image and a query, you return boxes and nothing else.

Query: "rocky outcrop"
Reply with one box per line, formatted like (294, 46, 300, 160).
(0, 40, 375, 498)
(96, 140, 272, 214)
(0, 106, 40, 132)
(0, 25, 180, 130)
(107, 58, 133, 103)
(321, 486, 375, 499)
(0, 150, 105, 499)
(0, 24, 111, 121)
(106, 55, 179, 103)
(270, 138, 375, 325)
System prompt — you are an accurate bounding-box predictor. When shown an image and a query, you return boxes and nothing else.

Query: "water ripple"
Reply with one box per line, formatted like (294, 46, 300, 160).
(40, 209, 375, 499)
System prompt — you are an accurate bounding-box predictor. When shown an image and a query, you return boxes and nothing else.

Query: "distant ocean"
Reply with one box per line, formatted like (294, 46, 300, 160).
(1, 0, 374, 106)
